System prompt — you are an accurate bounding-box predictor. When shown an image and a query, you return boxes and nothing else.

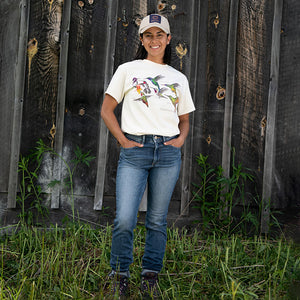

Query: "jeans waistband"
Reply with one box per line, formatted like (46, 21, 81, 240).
(124, 133, 178, 144)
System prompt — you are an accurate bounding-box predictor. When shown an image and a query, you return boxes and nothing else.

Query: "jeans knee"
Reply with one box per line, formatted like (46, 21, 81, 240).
(145, 213, 167, 231)
(114, 216, 136, 232)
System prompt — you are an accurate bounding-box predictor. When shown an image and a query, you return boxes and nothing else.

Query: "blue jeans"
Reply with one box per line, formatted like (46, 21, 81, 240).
(110, 134, 182, 273)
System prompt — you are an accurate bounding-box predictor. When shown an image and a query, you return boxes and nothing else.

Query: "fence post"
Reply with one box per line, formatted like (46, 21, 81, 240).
(7, 0, 30, 208)
(94, 0, 119, 210)
(261, 0, 283, 234)
(180, 0, 201, 216)
(221, 0, 239, 210)
(51, 0, 72, 209)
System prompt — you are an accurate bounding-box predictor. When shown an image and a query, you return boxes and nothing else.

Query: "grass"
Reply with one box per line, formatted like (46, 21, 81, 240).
(4, 144, 299, 298)
(0, 223, 299, 299)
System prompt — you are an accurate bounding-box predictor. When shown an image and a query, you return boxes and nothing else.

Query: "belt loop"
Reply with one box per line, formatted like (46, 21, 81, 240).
(162, 136, 166, 143)
(142, 135, 145, 144)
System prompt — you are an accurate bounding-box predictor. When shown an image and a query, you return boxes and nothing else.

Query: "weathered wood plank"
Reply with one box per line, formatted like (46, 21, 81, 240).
(222, 0, 239, 181)
(21, 0, 63, 154)
(202, 0, 230, 166)
(7, 0, 30, 208)
(273, 0, 300, 209)
(51, 0, 72, 209)
(94, 0, 119, 210)
(232, 0, 274, 208)
(190, 0, 209, 193)
(0, 0, 25, 193)
(179, 0, 201, 216)
(261, 0, 283, 233)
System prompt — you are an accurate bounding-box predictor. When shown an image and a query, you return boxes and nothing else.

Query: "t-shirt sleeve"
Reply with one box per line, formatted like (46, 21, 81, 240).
(105, 64, 126, 103)
(177, 75, 195, 116)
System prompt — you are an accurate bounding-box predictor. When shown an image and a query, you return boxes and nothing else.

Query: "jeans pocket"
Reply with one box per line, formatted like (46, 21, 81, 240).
(164, 135, 181, 149)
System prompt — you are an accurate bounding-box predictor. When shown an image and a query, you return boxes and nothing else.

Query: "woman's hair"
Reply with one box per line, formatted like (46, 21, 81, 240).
(134, 34, 172, 65)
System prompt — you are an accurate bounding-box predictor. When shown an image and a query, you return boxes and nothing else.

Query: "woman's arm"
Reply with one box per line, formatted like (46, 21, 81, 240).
(164, 113, 190, 148)
(100, 94, 143, 148)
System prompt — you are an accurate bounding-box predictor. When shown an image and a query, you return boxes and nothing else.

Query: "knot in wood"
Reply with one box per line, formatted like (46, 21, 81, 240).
(214, 14, 220, 28)
(216, 86, 226, 100)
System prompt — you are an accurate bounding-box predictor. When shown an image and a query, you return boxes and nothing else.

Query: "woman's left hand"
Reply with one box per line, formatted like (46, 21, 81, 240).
(164, 135, 185, 148)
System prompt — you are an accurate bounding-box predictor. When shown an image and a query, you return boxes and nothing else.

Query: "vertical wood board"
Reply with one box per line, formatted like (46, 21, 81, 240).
(62, 0, 109, 202)
(221, 0, 239, 179)
(51, 0, 72, 208)
(261, 0, 283, 233)
(0, 0, 25, 192)
(203, 0, 230, 166)
(21, 0, 63, 155)
(94, 0, 119, 210)
(7, 0, 30, 208)
(274, 0, 300, 208)
(231, 0, 274, 204)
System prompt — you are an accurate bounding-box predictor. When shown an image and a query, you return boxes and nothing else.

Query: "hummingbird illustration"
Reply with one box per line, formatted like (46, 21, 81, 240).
(134, 92, 151, 107)
(164, 83, 179, 95)
(166, 95, 179, 108)
(146, 75, 164, 93)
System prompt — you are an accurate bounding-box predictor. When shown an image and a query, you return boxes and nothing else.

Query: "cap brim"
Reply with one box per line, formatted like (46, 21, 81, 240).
(139, 24, 170, 35)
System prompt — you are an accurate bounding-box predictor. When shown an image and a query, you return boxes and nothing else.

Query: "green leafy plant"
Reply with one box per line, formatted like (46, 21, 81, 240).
(192, 151, 258, 235)
(17, 139, 95, 225)
(17, 149, 49, 225)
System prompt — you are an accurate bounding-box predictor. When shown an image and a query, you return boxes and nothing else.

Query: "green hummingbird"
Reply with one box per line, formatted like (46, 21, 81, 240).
(134, 92, 151, 107)
(164, 83, 179, 95)
(146, 75, 164, 93)
(166, 95, 179, 108)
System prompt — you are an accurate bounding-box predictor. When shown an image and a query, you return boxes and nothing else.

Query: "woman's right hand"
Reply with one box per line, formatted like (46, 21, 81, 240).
(120, 138, 143, 148)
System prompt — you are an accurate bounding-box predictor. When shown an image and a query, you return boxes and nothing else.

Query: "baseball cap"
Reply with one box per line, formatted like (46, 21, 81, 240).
(138, 14, 170, 35)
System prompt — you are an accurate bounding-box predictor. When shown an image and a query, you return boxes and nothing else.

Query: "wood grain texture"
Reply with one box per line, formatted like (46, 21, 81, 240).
(222, 0, 239, 179)
(232, 0, 274, 205)
(273, 0, 300, 208)
(206, 0, 230, 167)
(261, 0, 283, 233)
(63, 0, 107, 200)
(7, 0, 29, 208)
(94, 0, 119, 210)
(0, 0, 25, 193)
(51, 0, 72, 208)
(21, 0, 63, 154)
(0, 0, 29, 209)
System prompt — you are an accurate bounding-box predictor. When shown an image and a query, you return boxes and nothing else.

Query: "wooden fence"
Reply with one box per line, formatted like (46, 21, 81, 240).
(0, 0, 299, 232)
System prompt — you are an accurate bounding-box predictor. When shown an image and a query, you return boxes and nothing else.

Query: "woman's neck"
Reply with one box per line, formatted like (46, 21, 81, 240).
(146, 55, 165, 65)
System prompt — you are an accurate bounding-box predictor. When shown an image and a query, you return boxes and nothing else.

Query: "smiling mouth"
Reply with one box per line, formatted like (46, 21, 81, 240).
(151, 45, 160, 49)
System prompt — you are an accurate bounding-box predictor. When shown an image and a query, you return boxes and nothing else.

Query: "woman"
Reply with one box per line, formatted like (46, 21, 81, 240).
(101, 14, 195, 297)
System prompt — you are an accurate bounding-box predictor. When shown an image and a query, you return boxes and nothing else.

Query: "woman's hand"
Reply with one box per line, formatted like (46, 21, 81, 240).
(164, 135, 185, 148)
(121, 139, 143, 148)
(164, 113, 190, 148)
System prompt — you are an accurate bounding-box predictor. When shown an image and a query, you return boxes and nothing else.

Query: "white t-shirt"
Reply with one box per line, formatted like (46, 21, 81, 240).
(105, 59, 195, 136)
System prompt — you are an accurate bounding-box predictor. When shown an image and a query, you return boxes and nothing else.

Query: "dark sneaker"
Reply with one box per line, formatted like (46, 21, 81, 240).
(108, 271, 129, 299)
(141, 272, 160, 299)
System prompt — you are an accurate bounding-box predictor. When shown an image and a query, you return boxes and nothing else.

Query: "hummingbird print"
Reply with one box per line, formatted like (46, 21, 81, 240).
(134, 92, 151, 107)
(166, 94, 179, 109)
(146, 75, 164, 93)
(164, 83, 179, 95)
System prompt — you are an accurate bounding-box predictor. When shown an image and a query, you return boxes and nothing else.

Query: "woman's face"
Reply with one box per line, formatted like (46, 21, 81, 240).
(140, 27, 171, 64)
